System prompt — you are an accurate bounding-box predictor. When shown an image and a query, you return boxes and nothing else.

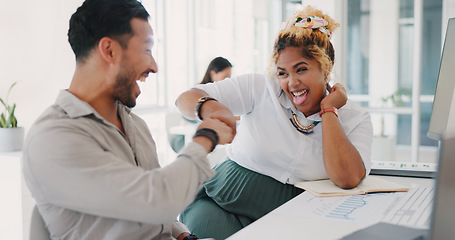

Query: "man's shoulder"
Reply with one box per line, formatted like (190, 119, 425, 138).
(27, 104, 93, 143)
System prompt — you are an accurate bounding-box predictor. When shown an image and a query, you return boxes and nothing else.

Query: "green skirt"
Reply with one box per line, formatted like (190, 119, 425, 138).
(179, 159, 304, 240)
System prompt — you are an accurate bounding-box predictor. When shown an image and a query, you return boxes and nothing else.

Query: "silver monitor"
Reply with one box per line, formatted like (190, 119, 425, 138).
(428, 131, 455, 239)
(427, 18, 455, 140)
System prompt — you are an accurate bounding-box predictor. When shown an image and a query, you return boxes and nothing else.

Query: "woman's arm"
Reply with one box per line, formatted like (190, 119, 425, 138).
(175, 88, 207, 121)
(175, 88, 237, 136)
(320, 83, 366, 189)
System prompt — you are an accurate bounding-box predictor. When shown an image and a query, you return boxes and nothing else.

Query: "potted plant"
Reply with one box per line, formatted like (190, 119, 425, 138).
(372, 89, 412, 161)
(378, 89, 411, 137)
(0, 82, 24, 152)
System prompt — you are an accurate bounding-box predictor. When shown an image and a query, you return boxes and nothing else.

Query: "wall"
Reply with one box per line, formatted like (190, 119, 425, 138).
(0, 0, 84, 133)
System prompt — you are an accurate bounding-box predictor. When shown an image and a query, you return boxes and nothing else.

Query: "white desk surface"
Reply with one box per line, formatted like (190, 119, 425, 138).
(227, 176, 434, 240)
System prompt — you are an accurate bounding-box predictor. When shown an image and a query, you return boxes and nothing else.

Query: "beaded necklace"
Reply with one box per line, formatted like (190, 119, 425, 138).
(289, 110, 320, 134)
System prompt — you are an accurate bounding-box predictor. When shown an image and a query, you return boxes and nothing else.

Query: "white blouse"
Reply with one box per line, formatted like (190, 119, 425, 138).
(194, 73, 373, 184)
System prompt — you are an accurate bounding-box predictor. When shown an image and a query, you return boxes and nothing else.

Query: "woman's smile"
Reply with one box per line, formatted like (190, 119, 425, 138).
(276, 46, 326, 117)
(291, 89, 308, 105)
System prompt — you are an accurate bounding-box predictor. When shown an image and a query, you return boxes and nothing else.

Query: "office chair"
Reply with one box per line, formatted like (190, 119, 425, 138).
(165, 111, 186, 153)
(30, 205, 51, 240)
(165, 111, 227, 165)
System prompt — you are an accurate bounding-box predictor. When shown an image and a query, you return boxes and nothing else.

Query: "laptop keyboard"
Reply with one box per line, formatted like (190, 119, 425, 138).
(381, 187, 434, 228)
(371, 161, 437, 178)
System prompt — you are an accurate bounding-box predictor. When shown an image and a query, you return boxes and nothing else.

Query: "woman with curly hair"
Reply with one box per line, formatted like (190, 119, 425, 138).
(175, 6, 373, 239)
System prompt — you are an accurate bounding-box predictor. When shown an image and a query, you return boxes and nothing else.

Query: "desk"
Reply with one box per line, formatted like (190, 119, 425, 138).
(0, 152, 23, 240)
(227, 176, 434, 240)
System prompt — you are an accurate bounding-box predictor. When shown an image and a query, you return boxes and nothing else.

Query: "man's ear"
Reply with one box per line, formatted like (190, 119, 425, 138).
(98, 37, 119, 63)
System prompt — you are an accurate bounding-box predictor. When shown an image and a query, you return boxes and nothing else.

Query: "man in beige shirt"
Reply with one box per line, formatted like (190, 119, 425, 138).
(22, 0, 235, 239)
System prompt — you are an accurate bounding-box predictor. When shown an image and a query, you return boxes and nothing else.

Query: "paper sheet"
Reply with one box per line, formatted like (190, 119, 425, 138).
(274, 190, 407, 225)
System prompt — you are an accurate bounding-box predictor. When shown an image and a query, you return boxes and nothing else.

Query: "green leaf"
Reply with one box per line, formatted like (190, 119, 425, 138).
(0, 98, 7, 109)
(0, 82, 18, 128)
(7, 104, 16, 128)
(0, 113, 6, 128)
(6, 82, 17, 102)
(11, 116, 17, 128)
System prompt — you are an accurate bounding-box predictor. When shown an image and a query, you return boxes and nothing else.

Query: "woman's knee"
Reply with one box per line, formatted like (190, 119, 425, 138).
(180, 197, 246, 240)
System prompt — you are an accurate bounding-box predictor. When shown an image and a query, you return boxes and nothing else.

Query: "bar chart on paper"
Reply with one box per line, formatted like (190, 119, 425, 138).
(314, 193, 399, 221)
(275, 191, 407, 225)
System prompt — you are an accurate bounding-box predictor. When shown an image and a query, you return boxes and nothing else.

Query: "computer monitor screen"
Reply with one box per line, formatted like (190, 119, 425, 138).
(427, 18, 455, 141)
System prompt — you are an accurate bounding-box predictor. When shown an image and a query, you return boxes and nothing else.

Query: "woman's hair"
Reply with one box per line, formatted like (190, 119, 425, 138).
(269, 6, 340, 80)
(200, 57, 233, 84)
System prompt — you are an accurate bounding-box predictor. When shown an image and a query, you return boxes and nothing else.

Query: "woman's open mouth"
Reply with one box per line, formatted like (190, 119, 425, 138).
(292, 89, 308, 105)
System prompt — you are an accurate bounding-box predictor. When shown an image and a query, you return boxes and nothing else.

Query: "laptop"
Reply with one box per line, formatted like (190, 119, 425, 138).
(341, 132, 455, 239)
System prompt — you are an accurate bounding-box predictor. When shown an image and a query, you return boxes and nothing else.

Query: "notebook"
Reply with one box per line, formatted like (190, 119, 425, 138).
(294, 176, 409, 197)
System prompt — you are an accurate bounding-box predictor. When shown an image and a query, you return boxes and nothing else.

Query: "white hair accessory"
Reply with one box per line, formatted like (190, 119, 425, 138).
(281, 16, 332, 39)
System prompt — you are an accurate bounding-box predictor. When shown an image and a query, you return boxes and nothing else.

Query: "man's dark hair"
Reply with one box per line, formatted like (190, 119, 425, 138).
(68, 0, 150, 62)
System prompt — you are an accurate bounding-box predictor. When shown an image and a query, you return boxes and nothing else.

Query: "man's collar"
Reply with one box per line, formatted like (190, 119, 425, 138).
(56, 90, 130, 120)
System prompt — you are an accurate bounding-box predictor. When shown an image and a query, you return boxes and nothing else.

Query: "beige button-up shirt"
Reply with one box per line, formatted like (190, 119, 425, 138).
(23, 90, 214, 240)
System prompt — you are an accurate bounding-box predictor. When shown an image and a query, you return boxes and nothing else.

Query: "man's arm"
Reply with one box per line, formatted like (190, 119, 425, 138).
(24, 127, 220, 224)
(176, 88, 237, 137)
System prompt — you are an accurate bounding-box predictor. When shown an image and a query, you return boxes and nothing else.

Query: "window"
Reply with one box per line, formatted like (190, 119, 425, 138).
(346, 0, 443, 163)
(137, 0, 288, 111)
(136, 0, 446, 166)
(135, 0, 293, 165)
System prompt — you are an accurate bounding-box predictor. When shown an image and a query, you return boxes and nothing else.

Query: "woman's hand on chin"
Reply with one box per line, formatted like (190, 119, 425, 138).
(320, 83, 347, 110)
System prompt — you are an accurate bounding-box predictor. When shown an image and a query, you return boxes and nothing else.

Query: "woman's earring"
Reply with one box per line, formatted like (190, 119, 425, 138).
(326, 82, 332, 92)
